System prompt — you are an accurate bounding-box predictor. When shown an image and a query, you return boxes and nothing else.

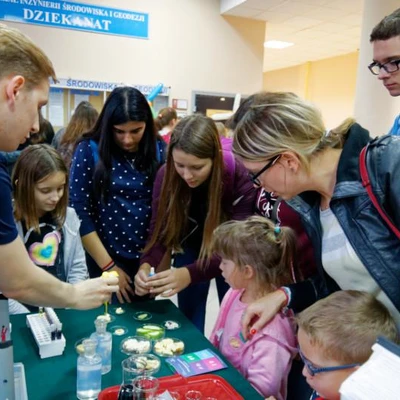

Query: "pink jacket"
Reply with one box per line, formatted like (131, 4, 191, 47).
(210, 289, 298, 399)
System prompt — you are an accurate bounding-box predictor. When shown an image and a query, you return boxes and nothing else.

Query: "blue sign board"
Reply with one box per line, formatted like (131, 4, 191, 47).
(52, 78, 170, 96)
(0, 0, 148, 39)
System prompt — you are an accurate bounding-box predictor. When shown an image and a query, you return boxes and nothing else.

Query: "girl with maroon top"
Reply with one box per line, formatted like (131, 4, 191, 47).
(134, 114, 255, 333)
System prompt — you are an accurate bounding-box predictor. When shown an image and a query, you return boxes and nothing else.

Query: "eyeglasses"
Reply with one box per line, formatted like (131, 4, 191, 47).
(298, 348, 361, 377)
(368, 59, 400, 75)
(249, 155, 280, 187)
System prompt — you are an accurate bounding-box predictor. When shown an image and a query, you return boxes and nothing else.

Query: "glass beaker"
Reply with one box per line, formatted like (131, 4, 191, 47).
(118, 357, 146, 400)
(132, 375, 159, 400)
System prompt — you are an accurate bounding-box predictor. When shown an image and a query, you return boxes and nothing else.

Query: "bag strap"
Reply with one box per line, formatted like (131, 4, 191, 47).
(359, 145, 400, 239)
(89, 139, 99, 165)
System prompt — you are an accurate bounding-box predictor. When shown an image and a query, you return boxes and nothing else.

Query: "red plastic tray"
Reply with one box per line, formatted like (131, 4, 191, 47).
(98, 374, 243, 399)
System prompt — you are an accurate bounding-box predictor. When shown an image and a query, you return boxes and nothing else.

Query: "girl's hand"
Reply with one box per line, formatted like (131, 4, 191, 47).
(134, 263, 151, 296)
(147, 267, 191, 297)
(110, 265, 134, 303)
(241, 289, 287, 339)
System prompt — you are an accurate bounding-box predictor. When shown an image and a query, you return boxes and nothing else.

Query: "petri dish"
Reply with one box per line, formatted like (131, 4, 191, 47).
(96, 313, 115, 323)
(163, 320, 181, 331)
(120, 336, 152, 355)
(136, 323, 165, 340)
(133, 311, 152, 321)
(153, 338, 185, 357)
(111, 306, 126, 315)
(129, 354, 161, 375)
(109, 325, 128, 336)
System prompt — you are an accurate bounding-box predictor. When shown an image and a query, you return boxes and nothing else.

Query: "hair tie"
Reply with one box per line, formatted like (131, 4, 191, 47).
(274, 226, 281, 237)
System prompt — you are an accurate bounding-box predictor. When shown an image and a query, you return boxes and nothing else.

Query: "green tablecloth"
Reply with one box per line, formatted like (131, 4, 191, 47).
(11, 300, 262, 399)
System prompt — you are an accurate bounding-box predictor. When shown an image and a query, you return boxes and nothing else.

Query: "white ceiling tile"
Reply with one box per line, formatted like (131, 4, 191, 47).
(253, 10, 294, 23)
(338, 13, 362, 27)
(220, 0, 364, 71)
(268, 1, 316, 15)
(325, 0, 364, 13)
(243, 0, 284, 10)
(282, 15, 323, 29)
(224, 5, 264, 18)
(292, 0, 331, 5)
(312, 21, 348, 33)
(304, 6, 350, 20)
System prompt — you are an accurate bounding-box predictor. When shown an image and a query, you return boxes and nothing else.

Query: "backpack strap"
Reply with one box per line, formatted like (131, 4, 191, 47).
(89, 139, 99, 165)
(359, 144, 400, 239)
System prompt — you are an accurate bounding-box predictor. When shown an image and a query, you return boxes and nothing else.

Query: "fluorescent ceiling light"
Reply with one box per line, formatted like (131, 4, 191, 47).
(264, 40, 294, 49)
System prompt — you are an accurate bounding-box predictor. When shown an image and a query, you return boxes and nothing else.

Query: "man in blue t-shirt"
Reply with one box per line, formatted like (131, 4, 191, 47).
(0, 23, 118, 310)
(369, 8, 400, 135)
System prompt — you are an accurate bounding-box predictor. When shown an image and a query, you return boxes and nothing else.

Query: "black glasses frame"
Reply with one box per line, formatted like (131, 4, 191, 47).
(368, 59, 400, 75)
(250, 155, 280, 187)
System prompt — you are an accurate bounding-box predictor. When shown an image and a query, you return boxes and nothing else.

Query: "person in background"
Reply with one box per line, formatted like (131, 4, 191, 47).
(232, 91, 400, 337)
(214, 121, 233, 151)
(0, 114, 55, 176)
(297, 290, 398, 400)
(69, 87, 166, 303)
(210, 216, 297, 399)
(369, 8, 400, 135)
(29, 114, 54, 145)
(155, 107, 178, 144)
(0, 23, 117, 309)
(9, 144, 88, 314)
(134, 114, 255, 333)
(56, 101, 99, 168)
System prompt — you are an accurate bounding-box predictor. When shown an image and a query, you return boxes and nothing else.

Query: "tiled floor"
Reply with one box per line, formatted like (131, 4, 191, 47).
(159, 278, 220, 338)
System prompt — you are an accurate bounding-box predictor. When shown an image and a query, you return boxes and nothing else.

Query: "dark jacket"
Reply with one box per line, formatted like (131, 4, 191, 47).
(286, 124, 400, 313)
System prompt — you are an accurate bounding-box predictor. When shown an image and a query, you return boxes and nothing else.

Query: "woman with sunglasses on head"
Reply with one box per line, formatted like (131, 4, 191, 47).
(134, 114, 255, 333)
(232, 91, 400, 338)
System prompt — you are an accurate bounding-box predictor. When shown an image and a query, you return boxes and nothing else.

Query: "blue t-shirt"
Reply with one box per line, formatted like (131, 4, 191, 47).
(0, 162, 18, 244)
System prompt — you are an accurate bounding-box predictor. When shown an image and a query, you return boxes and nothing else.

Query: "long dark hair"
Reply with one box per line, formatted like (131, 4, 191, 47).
(80, 86, 159, 200)
(144, 114, 224, 262)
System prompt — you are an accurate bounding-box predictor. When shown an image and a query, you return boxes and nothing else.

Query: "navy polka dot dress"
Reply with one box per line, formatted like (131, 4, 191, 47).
(69, 140, 164, 274)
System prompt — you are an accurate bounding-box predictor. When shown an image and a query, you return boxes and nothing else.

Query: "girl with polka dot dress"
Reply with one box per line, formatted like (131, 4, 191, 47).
(134, 115, 256, 333)
(9, 144, 88, 314)
(69, 87, 166, 303)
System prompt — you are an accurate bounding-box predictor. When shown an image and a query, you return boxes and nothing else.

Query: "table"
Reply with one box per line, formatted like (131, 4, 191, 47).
(11, 300, 263, 399)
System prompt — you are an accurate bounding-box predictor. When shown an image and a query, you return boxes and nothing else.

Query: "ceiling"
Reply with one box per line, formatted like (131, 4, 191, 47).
(221, 0, 364, 72)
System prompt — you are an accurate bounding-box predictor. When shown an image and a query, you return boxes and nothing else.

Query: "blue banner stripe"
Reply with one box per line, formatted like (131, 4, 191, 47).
(0, 0, 148, 39)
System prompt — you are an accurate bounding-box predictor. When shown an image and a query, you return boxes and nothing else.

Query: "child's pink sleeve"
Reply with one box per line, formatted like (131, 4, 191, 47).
(246, 336, 294, 400)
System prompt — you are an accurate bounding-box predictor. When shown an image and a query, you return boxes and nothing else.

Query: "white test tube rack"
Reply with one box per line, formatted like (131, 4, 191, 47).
(26, 308, 65, 359)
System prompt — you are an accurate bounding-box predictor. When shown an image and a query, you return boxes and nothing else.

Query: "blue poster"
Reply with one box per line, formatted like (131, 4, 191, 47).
(0, 0, 149, 39)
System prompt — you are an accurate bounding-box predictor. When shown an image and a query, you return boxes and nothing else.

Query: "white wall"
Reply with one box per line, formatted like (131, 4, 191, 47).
(5, 0, 265, 112)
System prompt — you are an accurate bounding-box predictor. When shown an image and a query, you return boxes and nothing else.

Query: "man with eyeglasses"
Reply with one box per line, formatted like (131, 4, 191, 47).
(369, 8, 400, 135)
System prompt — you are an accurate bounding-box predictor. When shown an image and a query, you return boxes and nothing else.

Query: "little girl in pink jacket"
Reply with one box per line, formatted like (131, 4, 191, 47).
(210, 216, 298, 399)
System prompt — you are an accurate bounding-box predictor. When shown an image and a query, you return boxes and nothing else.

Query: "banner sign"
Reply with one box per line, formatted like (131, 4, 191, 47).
(0, 0, 149, 39)
(52, 78, 170, 96)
